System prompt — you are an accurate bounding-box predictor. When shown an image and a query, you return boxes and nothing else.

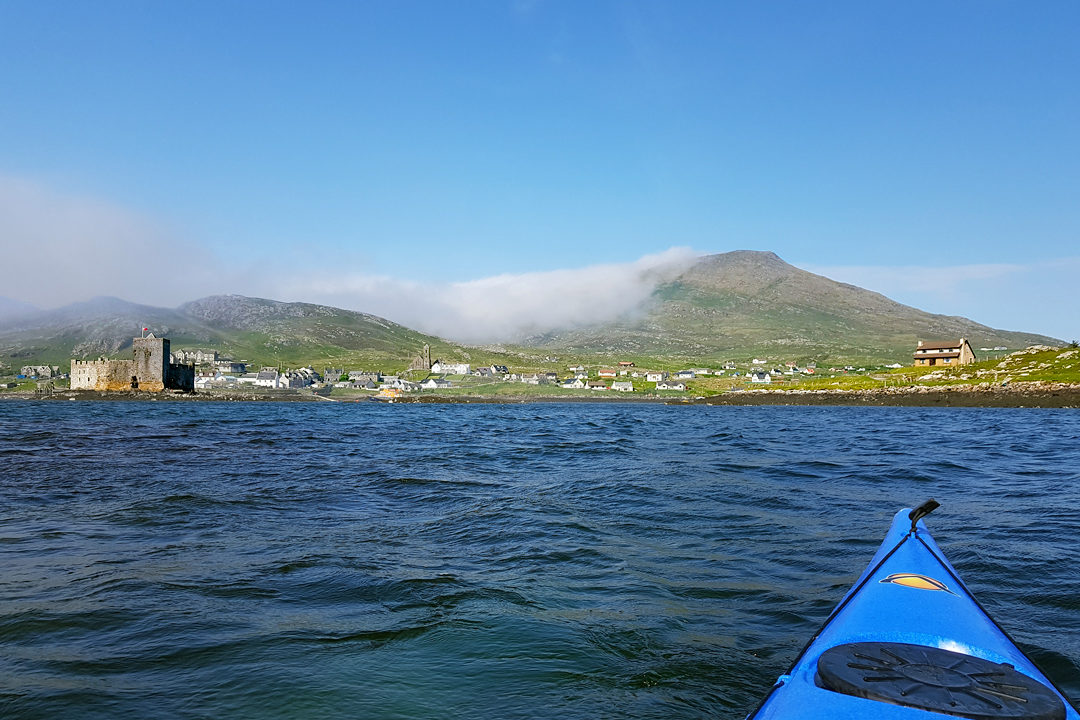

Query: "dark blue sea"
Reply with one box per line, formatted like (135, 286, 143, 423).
(1, 401, 1078, 719)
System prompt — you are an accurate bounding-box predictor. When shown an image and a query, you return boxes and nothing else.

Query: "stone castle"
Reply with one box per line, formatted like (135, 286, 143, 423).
(71, 334, 195, 392)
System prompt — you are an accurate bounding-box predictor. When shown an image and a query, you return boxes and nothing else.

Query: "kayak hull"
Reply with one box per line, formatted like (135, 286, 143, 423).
(749, 509, 1079, 719)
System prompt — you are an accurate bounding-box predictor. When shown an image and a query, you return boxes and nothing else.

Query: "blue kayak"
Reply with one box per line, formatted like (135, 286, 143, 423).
(749, 501, 1079, 720)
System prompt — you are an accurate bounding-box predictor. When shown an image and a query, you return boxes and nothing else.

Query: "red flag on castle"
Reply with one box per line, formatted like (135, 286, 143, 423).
(142, 327, 149, 338)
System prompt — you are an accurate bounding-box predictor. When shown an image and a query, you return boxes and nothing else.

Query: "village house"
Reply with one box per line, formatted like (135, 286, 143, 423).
(19, 365, 60, 379)
(520, 373, 541, 385)
(215, 360, 246, 374)
(646, 371, 669, 383)
(751, 371, 772, 384)
(573, 370, 589, 379)
(542, 371, 559, 383)
(194, 372, 217, 390)
(171, 349, 219, 365)
(656, 381, 686, 391)
(254, 369, 284, 388)
(913, 339, 977, 367)
(490, 365, 509, 375)
(421, 378, 452, 390)
(674, 370, 696, 380)
(598, 369, 617, 378)
(562, 378, 587, 389)
(611, 381, 634, 392)
(430, 360, 470, 375)
(587, 380, 608, 390)
(567, 365, 585, 372)
(618, 361, 635, 367)
(282, 367, 319, 388)
(194, 371, 239, 390)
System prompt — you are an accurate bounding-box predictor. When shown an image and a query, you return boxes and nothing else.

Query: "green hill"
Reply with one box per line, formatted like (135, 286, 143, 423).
(516, 251, 1060, 365)
(0, 295, 479, 372)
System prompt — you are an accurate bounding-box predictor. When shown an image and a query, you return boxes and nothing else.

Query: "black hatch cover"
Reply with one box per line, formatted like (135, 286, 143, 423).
(817, 641, 1065, 720)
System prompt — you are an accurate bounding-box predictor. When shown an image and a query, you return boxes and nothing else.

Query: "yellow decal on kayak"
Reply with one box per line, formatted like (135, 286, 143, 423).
(880, 573, 954, 594)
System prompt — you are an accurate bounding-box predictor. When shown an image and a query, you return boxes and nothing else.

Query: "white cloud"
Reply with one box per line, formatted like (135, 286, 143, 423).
(272, 247, 701, 343)
(0, 173, 701, 341)
(0, 174, 226, 307)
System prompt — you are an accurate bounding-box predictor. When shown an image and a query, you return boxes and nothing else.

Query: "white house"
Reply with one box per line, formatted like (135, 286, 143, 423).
(573, 370, 589, 379)
(646, 371, 668, 382)
(674, 370, 695, 380)
(255, 369, 285, 388)
(751, 372, 772, 384)
(656, 381, 686, 391)
(431, 361, 470, 375)
(386, 377, 420, 391)
(611, 381, 634, 392)
(421, 378, 452, 389)
(562, 378, 587, 389)
(752, 358, 767, 365)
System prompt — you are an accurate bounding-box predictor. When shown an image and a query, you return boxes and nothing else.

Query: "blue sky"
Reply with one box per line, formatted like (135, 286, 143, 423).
(0, 2, 1077, 341)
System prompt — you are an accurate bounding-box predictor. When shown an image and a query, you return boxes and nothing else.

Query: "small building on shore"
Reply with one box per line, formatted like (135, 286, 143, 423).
(913, 339, 976, 367)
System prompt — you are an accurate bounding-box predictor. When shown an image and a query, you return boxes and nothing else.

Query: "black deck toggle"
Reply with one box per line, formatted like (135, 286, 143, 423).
(817, 641, 1065, 720)
(909, 499, 941, 532)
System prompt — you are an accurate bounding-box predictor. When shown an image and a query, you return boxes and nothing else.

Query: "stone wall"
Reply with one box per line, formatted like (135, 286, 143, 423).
(167, 362, 195, 392)
(70, 358, 136, 391)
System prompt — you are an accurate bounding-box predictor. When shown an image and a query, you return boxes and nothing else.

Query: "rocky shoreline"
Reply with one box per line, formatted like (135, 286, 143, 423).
(698, 381, 1080, 408)
(3, 381, 1079, 408)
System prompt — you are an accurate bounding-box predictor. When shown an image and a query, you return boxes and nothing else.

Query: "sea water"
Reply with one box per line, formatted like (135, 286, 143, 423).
(1, 401, 1077, 718)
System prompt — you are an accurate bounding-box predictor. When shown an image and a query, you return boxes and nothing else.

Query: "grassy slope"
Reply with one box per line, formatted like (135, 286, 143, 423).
(520, 251, 1060, 365)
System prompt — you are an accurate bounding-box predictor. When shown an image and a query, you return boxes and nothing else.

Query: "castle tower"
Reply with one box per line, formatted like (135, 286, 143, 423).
(131, 334, 169, 391)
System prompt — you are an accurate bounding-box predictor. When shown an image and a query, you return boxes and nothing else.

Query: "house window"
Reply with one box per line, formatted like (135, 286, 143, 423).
(943, 358, 952, 364)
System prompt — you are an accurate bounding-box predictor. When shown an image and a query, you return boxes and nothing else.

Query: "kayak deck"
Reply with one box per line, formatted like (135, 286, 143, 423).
(749, 507, 1079, 719)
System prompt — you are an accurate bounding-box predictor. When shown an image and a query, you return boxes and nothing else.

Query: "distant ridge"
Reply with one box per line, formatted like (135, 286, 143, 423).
(0, 295, 460, 369)
(0, 296, 39, 321)
(519, 250, 1060, 363)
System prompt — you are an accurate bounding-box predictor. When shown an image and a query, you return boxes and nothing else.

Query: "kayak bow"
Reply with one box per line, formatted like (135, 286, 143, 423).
(749, 501, 1079, 719)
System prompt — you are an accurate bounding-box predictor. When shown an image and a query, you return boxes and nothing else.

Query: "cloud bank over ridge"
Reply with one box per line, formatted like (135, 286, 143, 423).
(0, 174, 700, 342)
(272, 248, 700, 343)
